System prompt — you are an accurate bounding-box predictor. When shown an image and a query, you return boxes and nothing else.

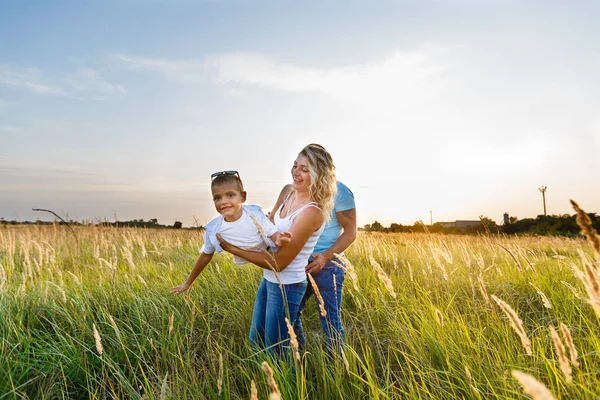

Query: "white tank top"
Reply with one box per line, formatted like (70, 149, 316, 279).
(262, 199, 325, 284)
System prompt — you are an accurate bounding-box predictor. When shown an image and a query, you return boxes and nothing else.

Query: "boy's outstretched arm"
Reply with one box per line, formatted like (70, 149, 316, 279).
(170, 252, 213, 295)
(271, 231, 293, 247)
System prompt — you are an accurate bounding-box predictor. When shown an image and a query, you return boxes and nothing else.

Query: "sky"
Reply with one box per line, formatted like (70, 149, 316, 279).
(1, 0, 599, 227)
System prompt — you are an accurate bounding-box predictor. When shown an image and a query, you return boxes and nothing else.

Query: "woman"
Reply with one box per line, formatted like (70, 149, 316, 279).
(217, 144, 337, 355)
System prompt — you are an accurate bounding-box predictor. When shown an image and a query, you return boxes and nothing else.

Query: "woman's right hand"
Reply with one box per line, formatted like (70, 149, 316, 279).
(170, 282, 190, 295)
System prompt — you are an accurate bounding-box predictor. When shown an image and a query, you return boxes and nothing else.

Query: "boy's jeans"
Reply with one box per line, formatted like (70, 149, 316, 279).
(249, 278, 307, 356)
(293, 259, 345, 353)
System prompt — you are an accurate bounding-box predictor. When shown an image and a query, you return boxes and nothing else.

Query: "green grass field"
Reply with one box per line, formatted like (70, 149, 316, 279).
(1, 224, 598, 399)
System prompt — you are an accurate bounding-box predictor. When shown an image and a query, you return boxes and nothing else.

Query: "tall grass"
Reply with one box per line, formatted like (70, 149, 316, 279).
(1, 223, 599, 399)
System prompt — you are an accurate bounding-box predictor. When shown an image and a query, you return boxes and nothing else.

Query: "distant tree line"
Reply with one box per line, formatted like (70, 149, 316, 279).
(0, 218, 202, 230)
(360, 213, 600, 237)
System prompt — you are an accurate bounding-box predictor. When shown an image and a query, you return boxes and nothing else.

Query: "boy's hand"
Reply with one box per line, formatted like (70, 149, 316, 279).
(274, 231, 293, 247)
(170, 282, 190, 295)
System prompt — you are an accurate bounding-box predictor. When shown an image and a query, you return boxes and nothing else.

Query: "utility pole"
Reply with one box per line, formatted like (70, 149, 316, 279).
(538, 186, 547, 216)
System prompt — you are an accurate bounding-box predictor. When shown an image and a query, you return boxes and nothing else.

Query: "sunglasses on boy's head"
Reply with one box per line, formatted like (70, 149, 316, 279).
(210, 170, 240, 180)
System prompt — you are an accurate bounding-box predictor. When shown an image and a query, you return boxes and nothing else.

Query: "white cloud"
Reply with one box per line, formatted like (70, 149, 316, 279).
(115, 54, 207, 84)
(0, 125, 21, 134)
(0, 64, 126, 99)
(117, 49, 449, 110)
(65, 68, 127, 98)
(438, 134, 559, 178)
(0, 65, 67, 95)
(207, 51, 447, 109)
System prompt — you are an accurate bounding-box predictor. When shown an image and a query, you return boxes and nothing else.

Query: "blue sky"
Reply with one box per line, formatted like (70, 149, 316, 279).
(2, 0, 599, 226)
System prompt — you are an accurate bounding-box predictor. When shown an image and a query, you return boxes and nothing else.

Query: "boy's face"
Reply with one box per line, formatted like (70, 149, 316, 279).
(211, 182, 246, 221)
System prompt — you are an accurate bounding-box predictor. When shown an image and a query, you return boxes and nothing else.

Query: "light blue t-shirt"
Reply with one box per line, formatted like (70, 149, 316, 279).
(313, 181, 355, 255)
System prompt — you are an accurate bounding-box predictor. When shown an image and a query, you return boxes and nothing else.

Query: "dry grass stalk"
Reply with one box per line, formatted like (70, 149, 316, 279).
(340, 347, 350, 374)
(498, 244, 525, 271)
(332, 253, 359, 291)
(93, 323, 103, 356)
(218, 353, 223, 395)
(435, 308, 444, 328)
(249, 214, 268, 240)
(559, 323, 579, 368)
(529, 283, 552, 309)
(332, 274, 337, 297)
(560, 281, 582, 300)
(136, 274, 148, 287)
(491, 295, 532, 355)
(511, 370, 556, 400)
(570, 199, 600, 257)
(121, 246, 136, 270)
(464, 365, 472, 383)
(47, 281, 67, 304)
(578, 260, 600, 318)
(168, 313, 174, 336)
(66, 271, 80, 285)
(108, 315, 120, 338)
(159, 373, 168, 400)
(250, 380, 258, 400)
(0, 262, 6, 292)
(261, 362, 281, 400)
(285, 317, 301, 361)
(478, 274, 490, 304)
(370, 256, 397, 299)
(549, 325, 572, 384)
(307, 273, 327, 317)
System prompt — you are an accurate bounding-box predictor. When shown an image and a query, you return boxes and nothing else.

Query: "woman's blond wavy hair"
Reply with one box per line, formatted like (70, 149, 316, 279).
(299, 144, 337, 222)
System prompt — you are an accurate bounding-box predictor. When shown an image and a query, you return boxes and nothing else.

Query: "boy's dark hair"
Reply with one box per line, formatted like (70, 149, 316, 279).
(211, 174, 244, 193)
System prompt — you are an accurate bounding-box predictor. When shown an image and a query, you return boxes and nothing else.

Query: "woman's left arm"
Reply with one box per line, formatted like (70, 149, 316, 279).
(218, 207, 323, 271)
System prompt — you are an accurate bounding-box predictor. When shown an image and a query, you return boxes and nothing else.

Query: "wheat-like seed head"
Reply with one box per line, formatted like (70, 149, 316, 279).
(464, 365, 472, 383)
(331, 258, 359, 291)
(168, 313, 174, 336)
(284, 317, 301, 361)
(435, 308, 444, 328)
(217, 353, 223, 395)
(560, 280, 582, 300)
(261, 362, 281, 400)
(249, 214, 268, 240)
(159, 373, 168, 400)
(491, 295, 532, 355)
(579, 260, 600, 318)
(560, 323, 579, 368)
(478, 274, 490, 304)
(370, 256, 397, 299)
(333, 253, 360, 291)
(511, 370, 556, 400)
(549, 325, 572, 384)
(307, 273, 327, 317)
(250, 380, 258, 400)
(529, 282, 552, 309)
(571, 199, 600, 258)
(92, 323, 103, 356)
(340, 347, 350, 374)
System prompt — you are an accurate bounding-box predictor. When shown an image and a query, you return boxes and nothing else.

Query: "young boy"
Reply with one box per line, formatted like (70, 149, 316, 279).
(171, 171, 291, 295)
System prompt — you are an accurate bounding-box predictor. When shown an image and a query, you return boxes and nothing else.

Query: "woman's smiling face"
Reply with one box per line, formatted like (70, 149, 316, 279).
(291, 154, 311, 191)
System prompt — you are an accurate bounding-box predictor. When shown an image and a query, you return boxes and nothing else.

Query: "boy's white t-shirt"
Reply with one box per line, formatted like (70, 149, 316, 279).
(201, 205, 278, 265)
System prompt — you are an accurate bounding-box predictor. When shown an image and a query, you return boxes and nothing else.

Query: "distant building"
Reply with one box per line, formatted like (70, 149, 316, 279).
(503, 213, 510, 225)
(456, 220, 482, 228)
(438, 220, 482, 229)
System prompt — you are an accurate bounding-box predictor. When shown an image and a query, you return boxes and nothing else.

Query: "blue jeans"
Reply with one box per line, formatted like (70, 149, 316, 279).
(293, 259, 345, 353)
(249, 278, 308, 356)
